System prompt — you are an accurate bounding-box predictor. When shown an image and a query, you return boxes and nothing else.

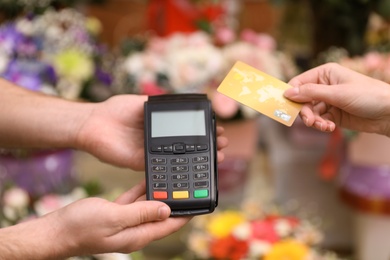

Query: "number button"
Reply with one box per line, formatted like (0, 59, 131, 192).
(194, 172, 208, 180)
(173, 183, 189, 189)
(172, 174, 189, 181)
(152, 174, 167, 181)
(171, 158, 188, 164)
(193, 164, 208, 172)
(193, 156, 208, 163)
(151, 158, 166, 164)
(172, 166, 188, 173)
(152, 166, 167, 172)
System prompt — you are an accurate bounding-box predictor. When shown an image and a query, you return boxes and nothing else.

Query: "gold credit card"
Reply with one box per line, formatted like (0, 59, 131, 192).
(217, 61, 302, 126)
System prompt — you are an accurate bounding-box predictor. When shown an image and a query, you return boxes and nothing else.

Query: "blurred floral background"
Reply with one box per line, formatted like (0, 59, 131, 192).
(2, 0, 390, 259)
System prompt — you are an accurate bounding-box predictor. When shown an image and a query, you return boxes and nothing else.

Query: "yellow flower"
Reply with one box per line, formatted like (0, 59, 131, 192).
(264, 240, 309, 260)
(86, 17, 102, 36)
(206, 210, 245, 239)
(53, 49, 94, 82)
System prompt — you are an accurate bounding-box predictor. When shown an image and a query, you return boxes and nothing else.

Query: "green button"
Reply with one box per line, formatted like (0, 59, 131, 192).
(194, 189, 208, 198)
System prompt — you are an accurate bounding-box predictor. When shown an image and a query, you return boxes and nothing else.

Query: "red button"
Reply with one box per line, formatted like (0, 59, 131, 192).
(153, 191, 168, 200)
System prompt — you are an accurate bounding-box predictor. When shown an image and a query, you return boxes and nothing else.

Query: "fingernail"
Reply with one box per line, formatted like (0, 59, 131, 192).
(158, 206, 170, 220)
(329, 123, 335, 132)
(314, 121, 323, 131)
(302, 116, 309, 126)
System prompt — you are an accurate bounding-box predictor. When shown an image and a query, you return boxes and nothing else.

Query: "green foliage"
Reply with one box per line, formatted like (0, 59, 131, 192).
(0, 0, 106, 19)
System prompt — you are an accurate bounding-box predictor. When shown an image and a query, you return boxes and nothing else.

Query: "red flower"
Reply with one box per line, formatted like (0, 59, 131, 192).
(210, 235, 248, 260)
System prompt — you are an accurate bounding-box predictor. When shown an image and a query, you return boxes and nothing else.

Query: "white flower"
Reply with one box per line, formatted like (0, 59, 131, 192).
(187, 231, 211, 259)
(45, 25, 63, 41)
(248, 240, 271, 257)
(232, 222, 251, 240)
(40, 84, 59, 96)
(70, 187, 88, 201)
(274, 219, 292, 237)
(3, 187, 29, 210)
(3, 206, 17, 221)
(56, 78, 83, 100)
(16, 19, 35, 36)
(0, 53, 9, 74)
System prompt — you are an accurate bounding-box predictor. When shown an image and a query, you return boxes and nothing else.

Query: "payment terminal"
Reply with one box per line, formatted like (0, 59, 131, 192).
(144, 94, 218, 216)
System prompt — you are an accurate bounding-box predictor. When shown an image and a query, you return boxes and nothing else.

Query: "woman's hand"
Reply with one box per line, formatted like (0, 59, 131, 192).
(284, 62, 390, 136)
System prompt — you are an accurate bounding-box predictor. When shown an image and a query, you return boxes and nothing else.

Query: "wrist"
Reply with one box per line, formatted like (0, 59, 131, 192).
(71, 102, 97, 152)
(0, 214, 69, 259)
(63, 101, 95, 151)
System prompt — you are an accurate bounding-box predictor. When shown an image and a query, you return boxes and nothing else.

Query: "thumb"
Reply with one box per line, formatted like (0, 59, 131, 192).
(121, 201, 171, 227)
(284, 84, 336, 104)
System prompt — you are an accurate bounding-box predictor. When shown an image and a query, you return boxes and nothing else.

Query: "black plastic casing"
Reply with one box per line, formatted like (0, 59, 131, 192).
(144, 94, 218, 216)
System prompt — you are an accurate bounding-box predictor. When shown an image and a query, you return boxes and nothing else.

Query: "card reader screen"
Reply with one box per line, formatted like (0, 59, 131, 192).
(151, 110, 206, 137)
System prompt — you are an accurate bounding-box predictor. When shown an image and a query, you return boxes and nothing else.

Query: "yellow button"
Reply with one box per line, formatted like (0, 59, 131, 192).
(173, 191, 189, 199)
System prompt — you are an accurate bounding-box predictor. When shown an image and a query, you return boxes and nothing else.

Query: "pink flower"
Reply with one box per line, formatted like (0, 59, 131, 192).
(254, 33, 277, 51)
(251, 219, 279, 244)
(34, 194, 63, 216)
(147, 37, 168, 55)
(364, 52, 384, 71)
(240, 29, 258, 44)
(240, 29, 276, 51)
(140, 81, 167, 96)
(215, 26, 236, 45)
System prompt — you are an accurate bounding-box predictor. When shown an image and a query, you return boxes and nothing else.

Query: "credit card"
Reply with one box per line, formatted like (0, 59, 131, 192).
(217, 61, 302, 126)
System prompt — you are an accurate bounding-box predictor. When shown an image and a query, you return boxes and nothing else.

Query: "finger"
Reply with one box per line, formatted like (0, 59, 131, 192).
(217, 135, 228, 150)
(285, 83, 342, 106)
(288, 62, 342, 87)
(313, 118, 336, 132)
(299, 104, 336, 132)
(115, 180, 146, 205)
(120, 201, 172, 227)
(312, 101, 329, 117)
(136, 216, 191, 240)
(135, 194, 147, 202)
(217, 151, 225, 163)
(216, 126, 225, 136)
(299, 104, 316, 126)
(118, 216, 192, 252)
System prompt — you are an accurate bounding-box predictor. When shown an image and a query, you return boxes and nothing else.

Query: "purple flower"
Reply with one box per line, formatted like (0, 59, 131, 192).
(0, 23, 23, 54)
(96, 68, 112, 86)
(2, 59, 57, 91)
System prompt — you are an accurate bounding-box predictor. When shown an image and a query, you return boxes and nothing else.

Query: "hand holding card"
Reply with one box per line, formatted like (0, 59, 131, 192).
(217, 61, 302, 126)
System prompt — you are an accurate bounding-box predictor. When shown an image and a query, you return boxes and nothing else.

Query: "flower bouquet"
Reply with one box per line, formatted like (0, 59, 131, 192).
(187, 200, 342, 260)
(0, 7, 114, 101)
(120, 29, 298, 120)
